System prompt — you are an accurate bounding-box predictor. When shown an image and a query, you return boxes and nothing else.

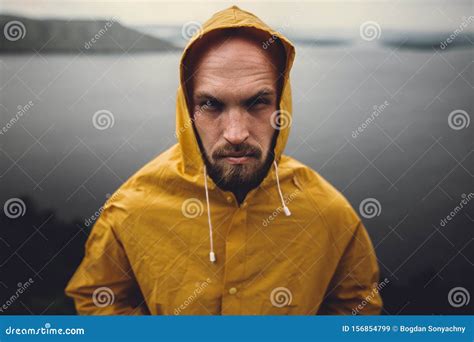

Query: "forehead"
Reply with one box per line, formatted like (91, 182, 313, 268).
(192, 38, 279, 97)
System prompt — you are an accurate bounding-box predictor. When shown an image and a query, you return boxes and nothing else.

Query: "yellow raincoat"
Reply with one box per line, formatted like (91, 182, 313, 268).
(65, 5, 382, 315)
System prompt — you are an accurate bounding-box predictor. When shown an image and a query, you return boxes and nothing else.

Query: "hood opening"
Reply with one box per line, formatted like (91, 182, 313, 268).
(175, 6, 296, 176)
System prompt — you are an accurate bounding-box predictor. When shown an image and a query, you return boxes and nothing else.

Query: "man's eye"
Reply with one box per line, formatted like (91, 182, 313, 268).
(200, 100, 221, 111)
(255, 98, 270, 105)
(248, 97, 270, 110)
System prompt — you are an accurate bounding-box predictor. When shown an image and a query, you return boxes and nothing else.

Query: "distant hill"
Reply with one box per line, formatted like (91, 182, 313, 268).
(380, 30, 474, 50)
(0, 14, 179, 53)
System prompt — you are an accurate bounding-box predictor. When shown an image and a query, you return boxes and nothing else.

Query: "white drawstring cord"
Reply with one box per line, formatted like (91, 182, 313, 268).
(273, 160, 291, 216)
(204, 161, 290, 263)
(203, 166, 216, 263)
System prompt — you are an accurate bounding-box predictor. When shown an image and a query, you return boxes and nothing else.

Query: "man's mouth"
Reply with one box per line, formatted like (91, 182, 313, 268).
(224, 156, 251, 164)
(211, 142, 263, 166)
(218, 152, 257, 165)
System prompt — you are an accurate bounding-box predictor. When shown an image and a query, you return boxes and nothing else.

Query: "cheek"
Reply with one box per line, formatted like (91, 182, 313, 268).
(250, 111, 276, 146)
(194, 114, 222, 151)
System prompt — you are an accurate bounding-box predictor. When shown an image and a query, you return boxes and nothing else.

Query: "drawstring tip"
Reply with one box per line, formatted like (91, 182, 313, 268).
(209, 251, 216, 263)
(283, 206, 291, 216)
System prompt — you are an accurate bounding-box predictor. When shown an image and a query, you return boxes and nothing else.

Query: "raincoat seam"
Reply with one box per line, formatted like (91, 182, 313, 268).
(300, 170, 344, 256)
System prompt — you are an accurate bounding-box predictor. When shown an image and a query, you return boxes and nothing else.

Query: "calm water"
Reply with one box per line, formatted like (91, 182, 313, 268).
(1, 45, 472, 313)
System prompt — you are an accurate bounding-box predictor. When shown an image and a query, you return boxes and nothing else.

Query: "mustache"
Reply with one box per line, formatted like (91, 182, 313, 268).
(212, 143, 262, 160)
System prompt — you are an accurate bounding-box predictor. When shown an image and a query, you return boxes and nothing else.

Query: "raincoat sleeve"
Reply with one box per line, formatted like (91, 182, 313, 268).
(65, 204, 149, 315)
(318, 221, 383, 315)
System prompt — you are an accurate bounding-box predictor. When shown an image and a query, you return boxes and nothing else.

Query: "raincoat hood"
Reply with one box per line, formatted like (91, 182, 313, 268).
(65, 6, 382, 316)
(176, 5, 295, 176)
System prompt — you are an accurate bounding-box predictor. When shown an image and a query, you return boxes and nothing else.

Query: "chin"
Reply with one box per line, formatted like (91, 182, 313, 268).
(213, 159, 263, 188)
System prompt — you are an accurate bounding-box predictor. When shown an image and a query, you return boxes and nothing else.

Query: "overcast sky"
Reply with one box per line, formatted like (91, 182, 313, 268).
(1, 0, 472, 32)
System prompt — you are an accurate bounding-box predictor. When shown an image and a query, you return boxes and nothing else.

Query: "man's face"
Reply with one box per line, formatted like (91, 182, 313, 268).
(190, 37, 279, 190)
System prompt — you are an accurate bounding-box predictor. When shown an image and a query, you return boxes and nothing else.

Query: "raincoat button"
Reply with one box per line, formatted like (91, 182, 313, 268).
(228, 287, 238, 295)
(226, 196, 233, 203)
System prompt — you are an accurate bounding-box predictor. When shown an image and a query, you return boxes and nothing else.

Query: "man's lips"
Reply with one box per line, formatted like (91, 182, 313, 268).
(216, 153, 257, 164)
(224, 156, 252, 164)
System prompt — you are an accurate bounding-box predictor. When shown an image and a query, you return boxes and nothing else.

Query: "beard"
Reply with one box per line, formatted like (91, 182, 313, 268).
(197, 131, 278, 193)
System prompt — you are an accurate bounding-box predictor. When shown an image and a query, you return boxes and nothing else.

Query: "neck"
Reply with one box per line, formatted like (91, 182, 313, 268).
(232, 187, 251, 205)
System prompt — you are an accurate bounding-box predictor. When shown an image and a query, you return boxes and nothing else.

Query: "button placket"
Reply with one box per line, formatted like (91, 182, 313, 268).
(221, 206, 248, 314)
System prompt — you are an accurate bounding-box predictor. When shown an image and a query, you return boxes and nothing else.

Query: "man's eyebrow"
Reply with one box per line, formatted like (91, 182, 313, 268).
(243, 89, 275, 106)
(194, 89, 275, 104)
(194, 92, 222, 103)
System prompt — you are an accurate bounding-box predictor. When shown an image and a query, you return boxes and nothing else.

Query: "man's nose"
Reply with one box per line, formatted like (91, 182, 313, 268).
(222, 109, 249, 145)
